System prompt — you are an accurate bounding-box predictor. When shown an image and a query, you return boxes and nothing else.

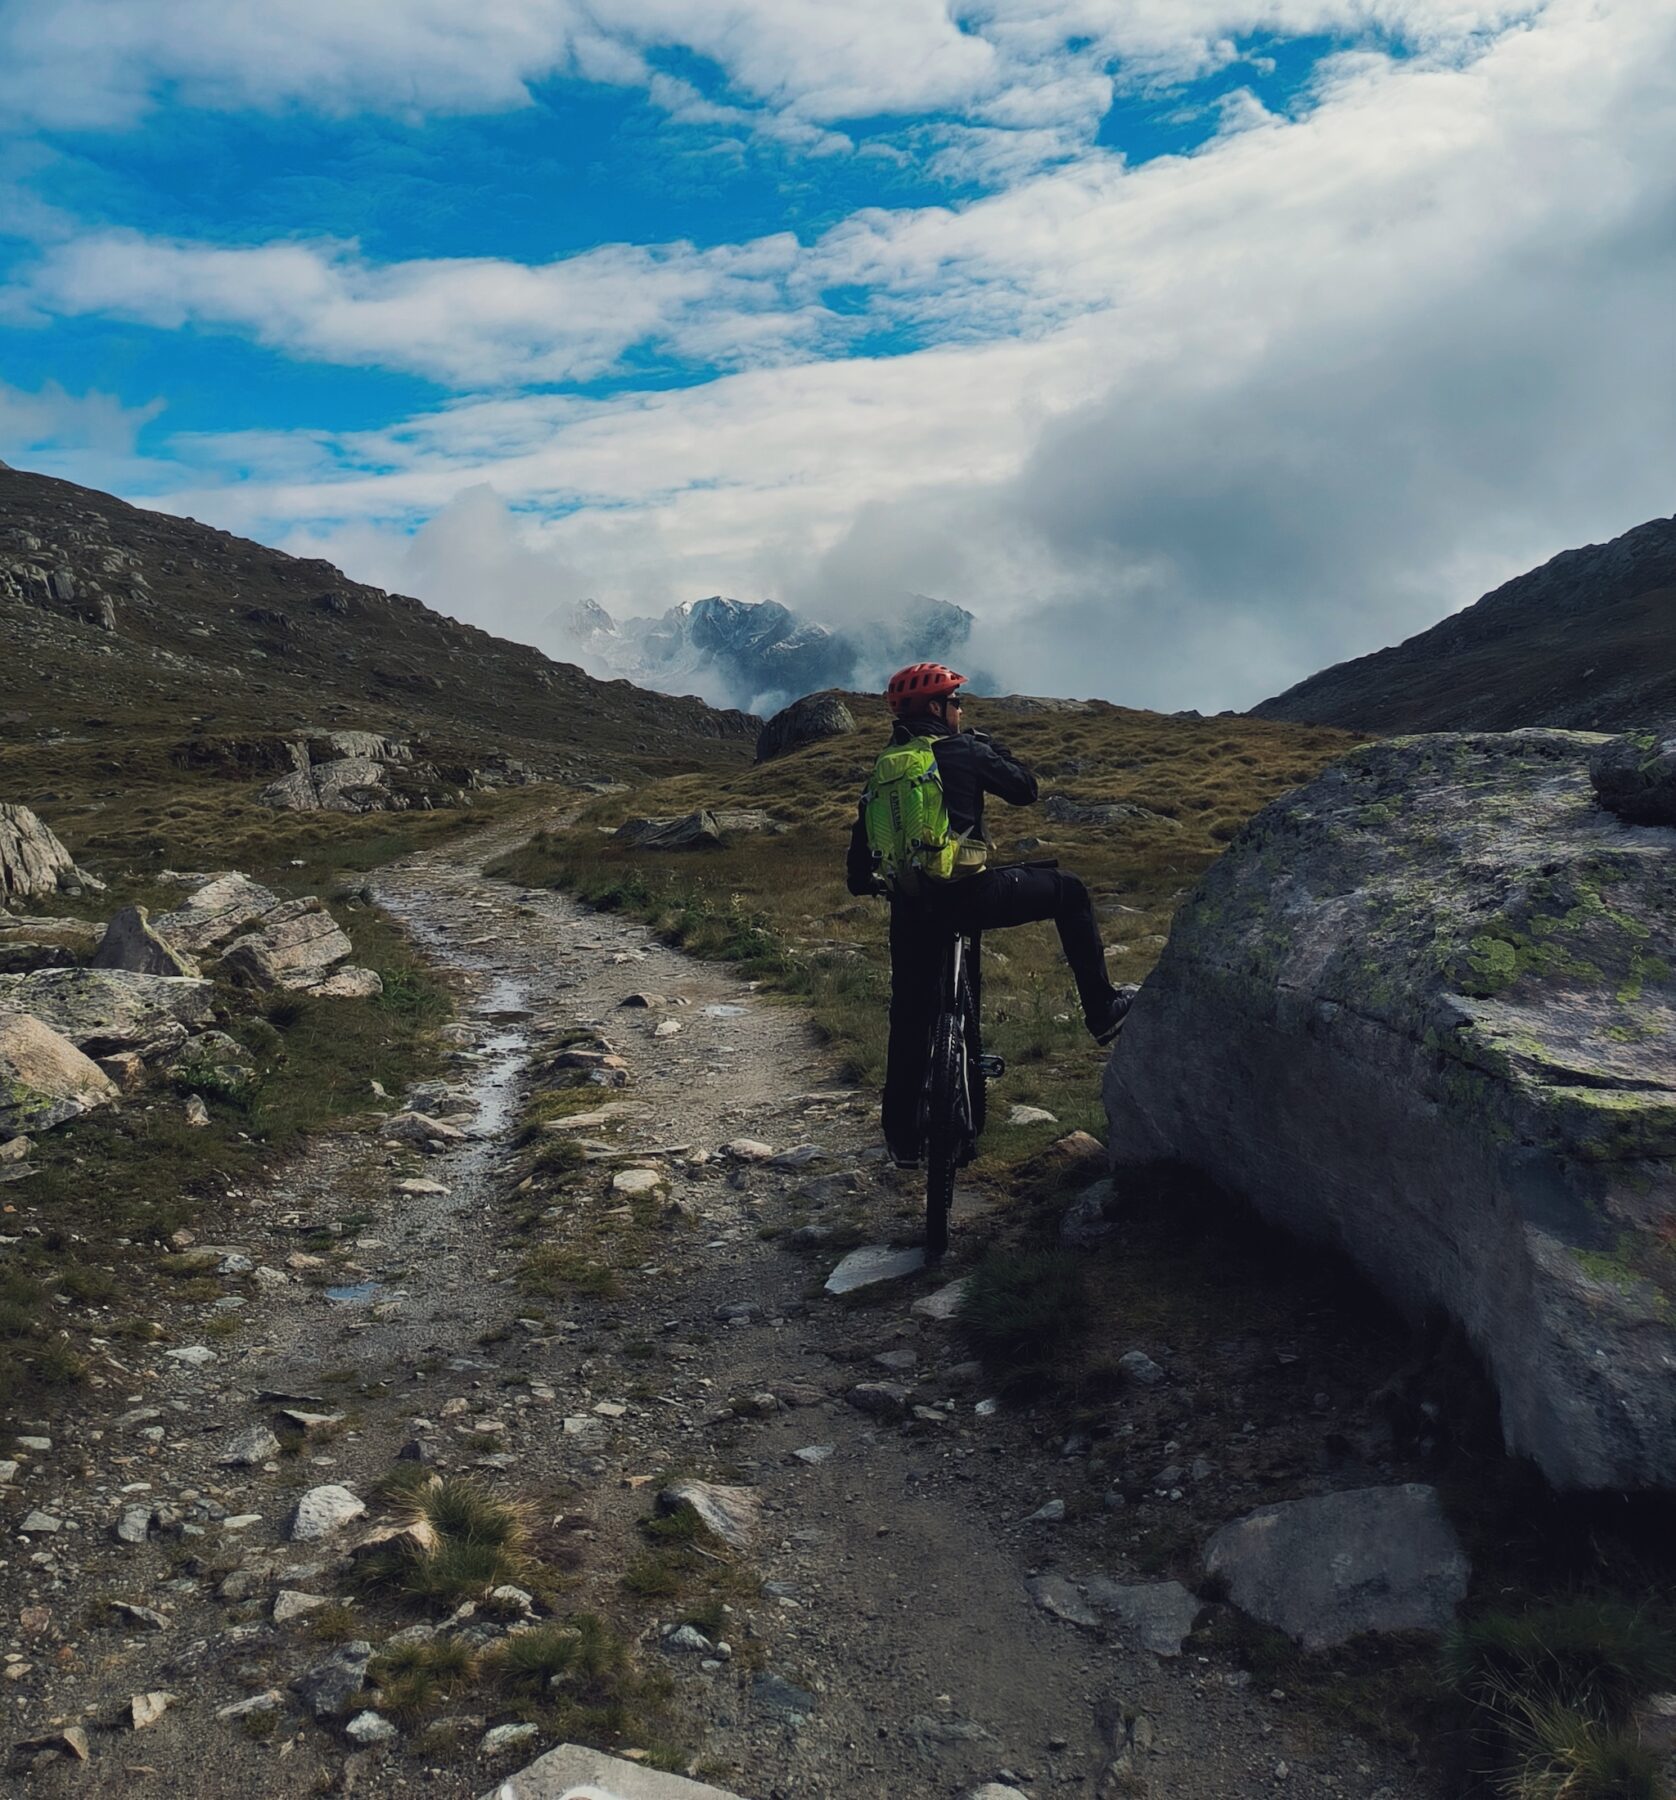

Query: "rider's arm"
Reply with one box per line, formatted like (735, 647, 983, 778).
(845, 800, 880, 895)
(966, 733, 1039, 807)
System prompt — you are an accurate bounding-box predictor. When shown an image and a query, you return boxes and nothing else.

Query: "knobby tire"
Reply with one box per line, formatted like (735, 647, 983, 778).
(924, 1006, 964, 1261)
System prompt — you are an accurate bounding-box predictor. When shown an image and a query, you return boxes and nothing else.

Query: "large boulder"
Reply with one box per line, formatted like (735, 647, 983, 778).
(1589, 725, 1676, 826)
(91, 905, 198, 978)
(0, 915, 101, 975)
(0, 967, 215, 1060)
(154, 872, 283, 953)
(0, 804, 102, 904)
(755, 692, 856, 763)
(0, 1014, 119, 1134)
(1105, 730, 1676, 1492)
(220, 898, 354, 991)
(615, 811, 724, 851)
(483, 1743, 747, 1799)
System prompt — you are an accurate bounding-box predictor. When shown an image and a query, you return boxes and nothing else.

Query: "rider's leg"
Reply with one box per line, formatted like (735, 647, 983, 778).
(945, 866, 1121, 1032)
(882, 899, 939, 1159)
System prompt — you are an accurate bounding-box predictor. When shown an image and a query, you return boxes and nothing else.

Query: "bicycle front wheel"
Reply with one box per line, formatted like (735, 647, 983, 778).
(924, 1007, 964, 1260)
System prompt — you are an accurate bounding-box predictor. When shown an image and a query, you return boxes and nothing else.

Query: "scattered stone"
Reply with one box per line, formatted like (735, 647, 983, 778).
(1025, 1497, 1066, 1523)
(110, 1600, 170, 1631)
(659, 1479, 760, 1551)
(653, 1019, 682, 1038)
(612, 1167, 665, 1196)
(0, 1460, 18, 1484)
(487, 1743, 748, 1797)
(292, 1641, 373, 1718)
(965, 1787, 1031, 1800)
(316, 965, 383, 999)
(381, 1110, 467, 1152)
(873, 1348, 917, 1373)
(218, 1423, 281, 1466)
(664, 1624, 713, 1653)
(825, 1244, 927, 1295)
(1205, 1484, 1471, 1649)
(847, 1382, 910, 1419)
(751, 1671, 816, 1724)
(91, 904, 198, 977)
(274, 1589, 331, 1624)
(221, 897, 355, 991)
(115, 1504, 153, 1545)
(1009, 1104, 1058, 1126)
(481, 1722, 542, 1757)
(1081, 1577, 1204, 1656)
(395, 1178, 449, 1196)
(346, 1710, 398, 1747)
(765, 1144, 827, 1169)
(154, 871, 282, 952)
(215, 1688, 283, 1720)
(721, 1137, 775, 1162)
(0, 1013, 119, 1135)
(792, 1445, 834, 1465)
(10, 1726, 90, 1765)
(290, 1483, 367, 1541)
(20, 1509, 62, 1534)
(912, 1278, 970, 1321)
(183, 1094, 210, 1127)
(1026, 1573, 1099, 1629)
(164, 1344, 218, 1368)
(129, 1690, 176, 1730)
(281, 1408, 345, 1434)
(1061, 1177, 1118, 1249)
(219, 1570, 264, 1602)
(1118, 1349, 1165, 1387)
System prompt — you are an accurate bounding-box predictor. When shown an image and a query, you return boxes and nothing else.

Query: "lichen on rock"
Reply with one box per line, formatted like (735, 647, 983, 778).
(1105, 729, 1676, 1491)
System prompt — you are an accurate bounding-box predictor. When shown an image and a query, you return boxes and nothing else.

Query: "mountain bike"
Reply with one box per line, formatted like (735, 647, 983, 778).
(919, 930, 1003, 1261)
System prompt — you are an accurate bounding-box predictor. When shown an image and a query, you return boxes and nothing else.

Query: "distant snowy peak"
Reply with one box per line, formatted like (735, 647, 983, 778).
(554, 592, 978, 711)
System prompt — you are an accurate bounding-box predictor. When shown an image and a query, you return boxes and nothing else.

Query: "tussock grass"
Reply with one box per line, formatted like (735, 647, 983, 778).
(356, 1475, 532, 1610)
(370, 1637, 479, 1725)
(956, 1247, 1088, 1392)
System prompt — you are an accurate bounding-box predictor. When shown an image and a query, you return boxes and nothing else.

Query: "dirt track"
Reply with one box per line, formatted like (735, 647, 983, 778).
(7, 812, 1433, 1799)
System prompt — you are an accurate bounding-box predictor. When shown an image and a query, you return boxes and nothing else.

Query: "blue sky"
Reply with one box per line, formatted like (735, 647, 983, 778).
(1, 2, 1672, 709)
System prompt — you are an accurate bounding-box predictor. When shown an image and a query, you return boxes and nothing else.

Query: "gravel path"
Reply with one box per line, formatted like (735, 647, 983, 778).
(4, 814, 1436, 1799)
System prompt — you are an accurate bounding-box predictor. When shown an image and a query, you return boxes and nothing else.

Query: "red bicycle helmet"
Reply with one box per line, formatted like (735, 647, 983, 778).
(885, 661, 966, 717)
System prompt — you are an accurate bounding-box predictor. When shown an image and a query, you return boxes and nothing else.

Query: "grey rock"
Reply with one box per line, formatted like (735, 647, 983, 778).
(91, 905, 198, 978)
(847, 1381, 911, 1419)
(1105, 730, 1676, 1491)
(1118, 1349, 1165, 1387)
(664, 1624, 713, 1653)
(315, 965, 382, 999)
(0, 1013, 119, 1134)
(110, 1600, 170, 1631)
(383, 1110, 467, 1150)
(1060, 1178, 1117, 1248)
(1009, 1103, 1058, 1126)
(615, 810, 724, 851)
(1591, 727, 1676, 825)
(289, 1483, 366, 1540)
(1025, 1497, 1066, 1523)
(221, 897, 354, 991)
(114, 1505, 153, 1545)
(1204, 1484, 1470, 1650)
(218, 1424, 281, 1467)
(129, 1690, 177, 1730)
(658, 1479, 760, 1551)
(0, 965, 214, 1058)
(966, 1788, 1031, 1800)
(153, 872, 282, 953)
(1026, 1573, 1099, 1629)
(292, 1641, 373, 1718)
(1080, 1577, 1204, 1656)
(751, 1671, 816, 1723)
(481, 1722, 541, 1757)
(483, 1743, 748, 1797)
(0, 803, 100, 903)
(346, 1709, 398, 1746)
(215, 1688, 284, 1720)
(755, 693, 857, 763)
(825, 1243, 927, 1295)
(912, 1277, 970, 1321)
(1042, 794, 1177, 829)
(273, 1589, 331, 1624)
(164, 1344, 217, 1367)
(21, 1509, 63, 1534)
(791, 1444, 834, 1464)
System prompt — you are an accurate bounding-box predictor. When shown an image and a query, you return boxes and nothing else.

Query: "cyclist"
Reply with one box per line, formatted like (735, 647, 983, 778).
(846, 661, 1132, 1166)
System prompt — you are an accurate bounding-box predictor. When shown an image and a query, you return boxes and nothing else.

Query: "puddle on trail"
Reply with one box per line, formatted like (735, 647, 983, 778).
(465, 976, 533, 1140)
(325, 1282, 383, 1305)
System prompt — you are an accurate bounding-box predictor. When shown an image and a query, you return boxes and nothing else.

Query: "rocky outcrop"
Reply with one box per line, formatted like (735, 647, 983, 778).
(0, 804, 101, 904)
(91, 904, 198, 977)
(615, 809, 784, 850)
(1105, 730, 1676, 1492)
(490, 1743, 747, 1798)
(1589, 726, 1676, 826)
(0, 967, 215, 1060)
(755, 692, 856, 762)
(221, 898, 355, 992)
(0, 1014, 119, 1134)
(0, 915, 101, 974)
(154, 872, 282, 952)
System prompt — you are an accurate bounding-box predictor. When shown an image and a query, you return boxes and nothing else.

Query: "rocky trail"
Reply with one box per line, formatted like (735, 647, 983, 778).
(4, 814, 1436, 1799)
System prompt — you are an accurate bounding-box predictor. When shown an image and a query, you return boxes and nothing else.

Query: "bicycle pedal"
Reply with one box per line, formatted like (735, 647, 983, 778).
(977, 1054, 1006, 1079)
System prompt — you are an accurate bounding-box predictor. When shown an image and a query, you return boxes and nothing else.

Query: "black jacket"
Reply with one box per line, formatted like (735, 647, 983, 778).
(846, 714, 1038, 895)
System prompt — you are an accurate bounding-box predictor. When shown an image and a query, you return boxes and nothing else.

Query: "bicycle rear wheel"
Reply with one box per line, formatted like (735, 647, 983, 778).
(923, 1006, 964, 1261)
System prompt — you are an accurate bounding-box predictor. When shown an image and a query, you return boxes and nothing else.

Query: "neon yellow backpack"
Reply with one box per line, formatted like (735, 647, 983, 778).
(862, 736, 981, 895)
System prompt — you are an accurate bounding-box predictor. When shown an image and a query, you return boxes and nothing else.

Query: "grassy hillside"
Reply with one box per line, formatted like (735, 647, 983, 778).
(489, 695, 1356, 1163)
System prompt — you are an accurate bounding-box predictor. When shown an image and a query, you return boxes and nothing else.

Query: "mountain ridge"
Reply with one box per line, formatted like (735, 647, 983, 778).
(1253, 515, 1676, 734)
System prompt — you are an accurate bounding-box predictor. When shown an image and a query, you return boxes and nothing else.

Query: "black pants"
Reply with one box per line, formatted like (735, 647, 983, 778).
(881, 864, 1117, 1154)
